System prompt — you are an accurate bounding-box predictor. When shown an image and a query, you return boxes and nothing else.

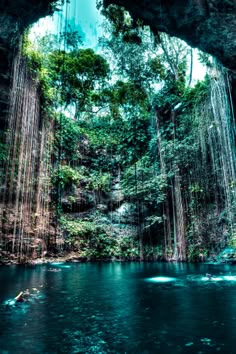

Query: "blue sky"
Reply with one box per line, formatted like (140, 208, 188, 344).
(30, 0, 103, 48)
(30, 0, 206, 82)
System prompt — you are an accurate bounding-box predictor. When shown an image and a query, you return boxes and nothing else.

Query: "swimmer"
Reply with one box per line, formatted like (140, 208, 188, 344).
(14, 291, 24, 302)
(206, 273, 213, 280)
(14, 289, 30, 302)
(4, 289, 34, 307)
(48, 268, 61, 272)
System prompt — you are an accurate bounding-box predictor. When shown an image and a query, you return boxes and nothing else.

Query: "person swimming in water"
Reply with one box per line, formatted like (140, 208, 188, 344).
(206, 273, 213, 280)
(4, 289, 34, 307)
(14, 289, 30, 302)
(14, 291, 24, 302)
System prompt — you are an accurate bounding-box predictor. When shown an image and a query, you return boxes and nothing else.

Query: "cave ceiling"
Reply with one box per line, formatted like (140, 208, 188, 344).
(104, 0, 236, 73)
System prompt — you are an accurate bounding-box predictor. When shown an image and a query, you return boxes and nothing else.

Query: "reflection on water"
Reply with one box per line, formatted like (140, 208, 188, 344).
(50, 262, 71, 268)
(145, 276, 177, 283)
(146, 274, 236, 284)
(1, 262, 236, 353)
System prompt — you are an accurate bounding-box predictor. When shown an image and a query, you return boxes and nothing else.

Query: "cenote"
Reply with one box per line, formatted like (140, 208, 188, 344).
(0, 1, 236, 352)
(1, 262, 236, 353)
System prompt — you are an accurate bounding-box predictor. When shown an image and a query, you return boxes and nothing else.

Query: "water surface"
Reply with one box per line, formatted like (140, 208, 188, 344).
(0, 262, 235, 353)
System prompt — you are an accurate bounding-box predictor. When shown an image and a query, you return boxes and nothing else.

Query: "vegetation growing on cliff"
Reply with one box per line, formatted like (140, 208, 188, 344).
(1, 2, 235, 264)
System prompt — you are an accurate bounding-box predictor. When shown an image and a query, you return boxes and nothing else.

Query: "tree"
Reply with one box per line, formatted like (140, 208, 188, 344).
(48, 48, 110, 114)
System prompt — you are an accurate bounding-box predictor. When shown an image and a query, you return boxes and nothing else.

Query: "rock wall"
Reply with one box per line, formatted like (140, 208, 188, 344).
(0, 0, 56, 48)
(0, 0, 56, 129)
(103, 0, 236, 73)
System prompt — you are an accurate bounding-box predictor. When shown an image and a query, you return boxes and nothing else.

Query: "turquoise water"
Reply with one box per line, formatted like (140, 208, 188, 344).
(0, 262, 236, 353)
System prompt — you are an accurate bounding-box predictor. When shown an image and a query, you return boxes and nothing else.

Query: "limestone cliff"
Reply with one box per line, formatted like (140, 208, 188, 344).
(0, 0, 56, 129)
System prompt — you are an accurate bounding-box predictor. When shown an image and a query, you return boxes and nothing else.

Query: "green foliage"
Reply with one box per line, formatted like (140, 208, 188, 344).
(60, 216, 148, 259)
(52, 165, 82, 188)
(48, 48, 110, 109)
(145, 215, 163, 228)
(189, 183, 203, 194)
(60, 217, 94, 237)
(79, 115, 119, 151)
(122, 156, 167, 206)
(228, 233, 236, 248)
(183, 77, 210, 106)
(117, 116, 150, 165)
(61, 31, 83, 50)
(22, 16, 225, 261)
(23, 33, 110, 114)
(198, 52, 212, 68)
(60, 217, 122, 258)
(51, 163, 111, 193)
(0, 141, 7, 163)
(147, 57, 166, 81)
(54, 113, 81, 161)
(101, 4, 135, 38)
(22, 35, 56, 107)
(187, 244, 208, 262)
(87, 171, 111, 192)
(159, 136, 198, 171)
(111, 80, 149, 110)
(52, 47, 109, 83)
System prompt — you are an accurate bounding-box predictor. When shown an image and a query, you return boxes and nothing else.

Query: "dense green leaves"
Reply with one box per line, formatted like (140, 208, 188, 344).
(52, 165, 82, 188)
(54, 113, 81, 161)
(48, 48, 109, 110)
(22, 15, 231, 261)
